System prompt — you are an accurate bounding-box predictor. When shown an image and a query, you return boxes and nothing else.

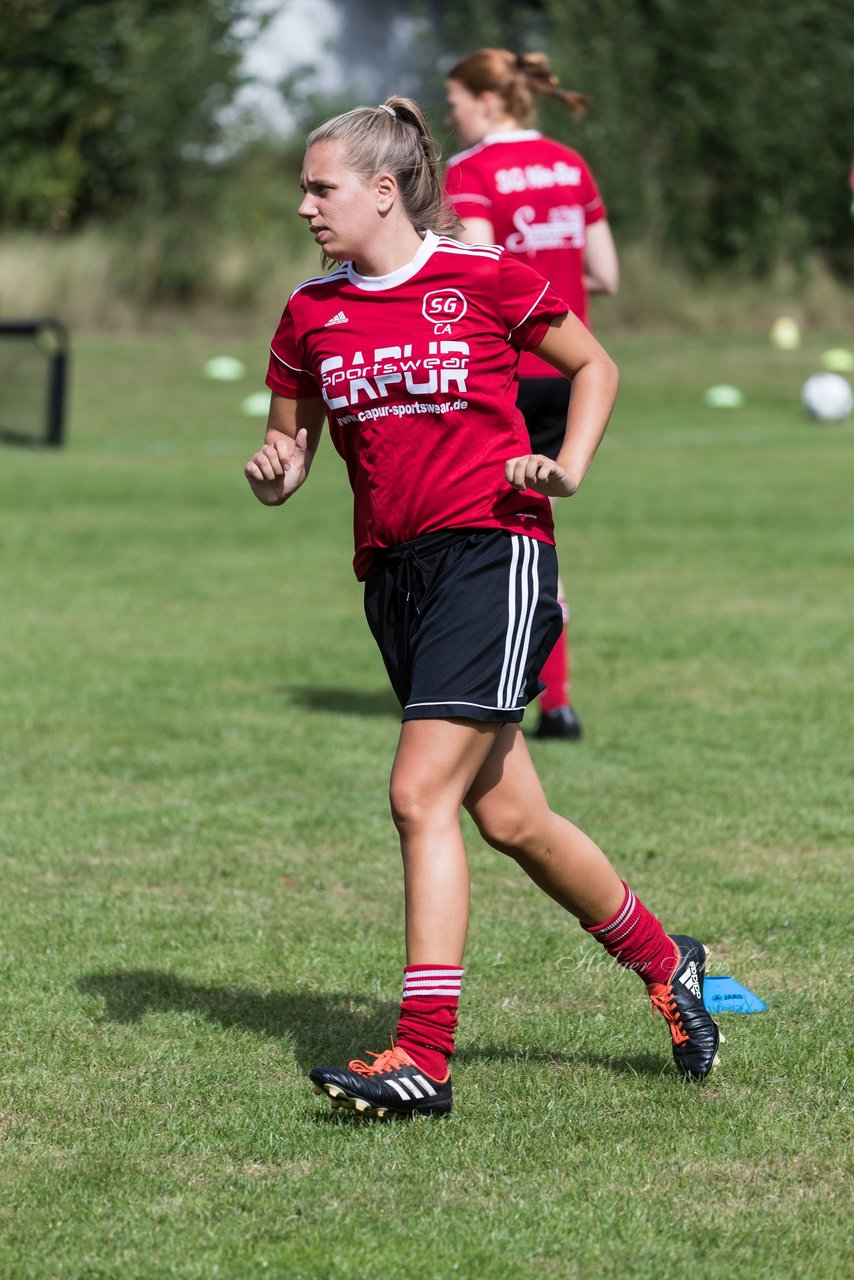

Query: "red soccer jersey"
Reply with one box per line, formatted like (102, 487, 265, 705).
(266, 232, 569, 578)
(445, 130, 606, 379)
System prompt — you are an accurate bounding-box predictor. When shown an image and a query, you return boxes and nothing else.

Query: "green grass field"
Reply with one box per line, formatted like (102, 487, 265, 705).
(1, 328, 852, 1278)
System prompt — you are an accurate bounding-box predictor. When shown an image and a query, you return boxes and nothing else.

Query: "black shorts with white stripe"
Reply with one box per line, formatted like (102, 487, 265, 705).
(364, 527, 562, 724)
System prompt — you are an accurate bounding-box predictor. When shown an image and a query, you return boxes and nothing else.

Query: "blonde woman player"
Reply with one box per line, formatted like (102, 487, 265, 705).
(244, 96, 720, 1119)
(445, 49, 619, 740)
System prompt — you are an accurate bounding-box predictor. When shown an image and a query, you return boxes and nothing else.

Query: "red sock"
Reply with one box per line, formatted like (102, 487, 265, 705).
(395, 965, 463, 1081)
(539, 601, 570, 714)
(583, 882, 678, 986)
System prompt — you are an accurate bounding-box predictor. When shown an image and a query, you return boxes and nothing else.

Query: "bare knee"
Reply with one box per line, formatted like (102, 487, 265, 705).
(389, 776, 429, 835)
(389, 774, 461, 837)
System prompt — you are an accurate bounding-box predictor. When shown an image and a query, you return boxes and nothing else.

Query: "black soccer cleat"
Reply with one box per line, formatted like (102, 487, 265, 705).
(648, 934, 723, 1081)
(309, 1043, 452, 1119)
(535, 705, 583, 740)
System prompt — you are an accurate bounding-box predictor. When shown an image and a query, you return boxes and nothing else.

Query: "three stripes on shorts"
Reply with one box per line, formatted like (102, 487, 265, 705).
(497, 534, 541, 709)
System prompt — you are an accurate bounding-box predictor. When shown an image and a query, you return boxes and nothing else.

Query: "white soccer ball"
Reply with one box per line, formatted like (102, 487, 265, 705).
(801, 372, 853, 423)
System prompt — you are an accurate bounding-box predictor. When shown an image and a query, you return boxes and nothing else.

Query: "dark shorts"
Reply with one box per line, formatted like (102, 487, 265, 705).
(364, 528, 562, 723)
(516, 378, 571, 461)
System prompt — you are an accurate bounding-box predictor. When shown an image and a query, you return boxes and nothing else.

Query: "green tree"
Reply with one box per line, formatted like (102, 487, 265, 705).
(0, 0, 271, 229)
(598, 0, 854, 275)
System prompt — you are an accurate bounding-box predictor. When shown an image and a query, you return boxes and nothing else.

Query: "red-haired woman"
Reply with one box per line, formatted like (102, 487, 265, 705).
(445, 49, 619, 740)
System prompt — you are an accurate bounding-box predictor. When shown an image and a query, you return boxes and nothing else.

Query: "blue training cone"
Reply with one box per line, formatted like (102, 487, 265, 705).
(703, 976, 767, 1014)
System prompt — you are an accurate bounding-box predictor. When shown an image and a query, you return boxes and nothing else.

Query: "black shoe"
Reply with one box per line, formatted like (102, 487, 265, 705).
(310, 1043, 452, 1119)
(535, 705, 583, 739)
(648, 935, 723, 1081)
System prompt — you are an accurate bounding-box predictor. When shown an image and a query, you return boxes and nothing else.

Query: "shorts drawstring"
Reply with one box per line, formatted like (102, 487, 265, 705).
(393, 547, 432, 616)
(376, 528, 483, 620)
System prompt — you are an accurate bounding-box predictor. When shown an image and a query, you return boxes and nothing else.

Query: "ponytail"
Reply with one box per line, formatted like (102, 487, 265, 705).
(515, 52, 591, 120)
(447, 48, 592, 125)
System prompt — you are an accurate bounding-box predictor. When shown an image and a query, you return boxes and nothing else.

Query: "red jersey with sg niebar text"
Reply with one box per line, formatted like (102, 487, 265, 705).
(445, 131, 606, 379)
(266, 232, 569, 578)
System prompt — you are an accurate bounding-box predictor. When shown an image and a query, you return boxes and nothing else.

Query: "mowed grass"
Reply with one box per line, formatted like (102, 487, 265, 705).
(1, 326, 852, 1279)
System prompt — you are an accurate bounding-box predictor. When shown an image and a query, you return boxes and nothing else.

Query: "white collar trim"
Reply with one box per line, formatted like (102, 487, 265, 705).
(347, 231, 438, 291)
(482, 130, 542, 145)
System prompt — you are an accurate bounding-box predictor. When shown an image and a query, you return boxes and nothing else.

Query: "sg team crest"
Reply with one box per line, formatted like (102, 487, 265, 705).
(422, 288, 468, 333)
